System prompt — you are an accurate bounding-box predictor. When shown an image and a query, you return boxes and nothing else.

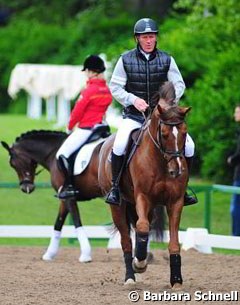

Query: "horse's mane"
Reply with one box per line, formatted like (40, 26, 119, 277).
(15, 130, 67, 143)
(154, 81, 186, 121)
(151, 81, 176, 109)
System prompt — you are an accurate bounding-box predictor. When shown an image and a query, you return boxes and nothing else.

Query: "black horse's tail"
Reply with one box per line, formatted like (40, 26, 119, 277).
(150, 205, 165, 241)
(125, 202, 165, 241)
(125, 201, 138, 231)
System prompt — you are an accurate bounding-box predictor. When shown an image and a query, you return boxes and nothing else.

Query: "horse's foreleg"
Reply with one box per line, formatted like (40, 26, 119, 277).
(66, 199, 92, 263)
(42, 201, 68, 261)
(133, 193, 150, 273)
(166, 202, 183, 289)
(110, 204, 135, 284)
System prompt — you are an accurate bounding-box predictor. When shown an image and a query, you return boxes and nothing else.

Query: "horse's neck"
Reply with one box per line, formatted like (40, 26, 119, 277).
(20, 138, 62, 170)
(141, 117, 164, 165)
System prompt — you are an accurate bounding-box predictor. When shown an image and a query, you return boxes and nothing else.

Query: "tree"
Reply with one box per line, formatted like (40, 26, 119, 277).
(171, 0, 240, 181)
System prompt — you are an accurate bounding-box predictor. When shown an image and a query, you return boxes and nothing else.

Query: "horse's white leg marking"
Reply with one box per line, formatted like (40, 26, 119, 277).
(76, 227, 92, 263)
(42, 230, 61, 261)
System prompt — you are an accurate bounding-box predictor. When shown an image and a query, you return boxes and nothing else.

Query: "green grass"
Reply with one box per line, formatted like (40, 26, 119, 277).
(0, 114, 59, 181)
(0, 114, 239, 254)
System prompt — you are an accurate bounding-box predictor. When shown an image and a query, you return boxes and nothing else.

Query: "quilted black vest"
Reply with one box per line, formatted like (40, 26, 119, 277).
(122, 46, 170, 122)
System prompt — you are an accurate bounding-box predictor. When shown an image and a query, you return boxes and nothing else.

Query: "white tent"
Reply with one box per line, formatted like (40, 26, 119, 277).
(8, 54, 113, 127)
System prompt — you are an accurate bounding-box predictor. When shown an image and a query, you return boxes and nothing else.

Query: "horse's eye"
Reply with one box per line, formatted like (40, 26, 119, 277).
(161, 126, 169, 138)
(161, 130, 169, 138)
(181, 127, 187, 134)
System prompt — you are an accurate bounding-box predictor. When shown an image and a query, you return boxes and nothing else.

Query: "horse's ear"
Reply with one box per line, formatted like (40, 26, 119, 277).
(182, 106, 191, 115)
(1, 141, 11, 154)
(157, 104, 164, 114)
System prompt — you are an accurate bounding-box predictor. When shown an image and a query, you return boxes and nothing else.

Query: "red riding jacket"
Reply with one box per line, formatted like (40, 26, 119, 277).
(68, 78, 112, 130)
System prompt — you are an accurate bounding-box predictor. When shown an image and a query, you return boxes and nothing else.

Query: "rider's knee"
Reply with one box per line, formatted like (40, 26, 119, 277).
(185, 134, 195, 157)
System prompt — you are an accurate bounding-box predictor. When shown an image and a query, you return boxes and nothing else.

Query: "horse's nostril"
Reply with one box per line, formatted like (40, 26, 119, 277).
(20, 183, 35, 194)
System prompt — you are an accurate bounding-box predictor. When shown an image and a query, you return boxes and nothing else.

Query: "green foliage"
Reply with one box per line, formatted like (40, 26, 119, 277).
(0, 2, 135, 112)
(165, 0, 240, 182)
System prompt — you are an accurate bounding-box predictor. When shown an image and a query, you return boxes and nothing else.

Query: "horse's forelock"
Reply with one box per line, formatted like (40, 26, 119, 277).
(160, 106, 185, 122)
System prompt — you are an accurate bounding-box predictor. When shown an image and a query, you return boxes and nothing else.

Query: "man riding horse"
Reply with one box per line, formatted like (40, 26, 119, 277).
(106, 18, 197, 206)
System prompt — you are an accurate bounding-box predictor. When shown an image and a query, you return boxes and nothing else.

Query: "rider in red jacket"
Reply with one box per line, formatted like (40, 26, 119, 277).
(68, 78, 112, 130)
(56, 55, 112, 199)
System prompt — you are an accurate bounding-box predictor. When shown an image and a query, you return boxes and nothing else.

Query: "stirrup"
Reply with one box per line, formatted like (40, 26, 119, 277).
(105, 186, 121, 206)
(184, 192, 198, 206)
(55, 185, 79, 199)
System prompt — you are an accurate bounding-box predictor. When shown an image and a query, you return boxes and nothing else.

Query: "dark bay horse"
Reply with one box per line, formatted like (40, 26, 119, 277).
(1, 129, 163, 264)
(98, 85, 191, 288)
(1, 130, 104, 262)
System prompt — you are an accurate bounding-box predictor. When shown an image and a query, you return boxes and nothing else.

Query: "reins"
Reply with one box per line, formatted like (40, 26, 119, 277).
(144, 111, 185, 162)
(35, 167, 45, 176)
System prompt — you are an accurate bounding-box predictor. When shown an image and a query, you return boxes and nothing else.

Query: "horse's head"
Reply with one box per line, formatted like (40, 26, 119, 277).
(149, 81, 191, 178)
(154, 104, 191, 178)
(1, 141, 37, 193)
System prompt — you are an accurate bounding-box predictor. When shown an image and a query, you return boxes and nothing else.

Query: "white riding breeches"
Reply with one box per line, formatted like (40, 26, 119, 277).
(113, 118, 142, 156)
(56, 128, 92, 159)
(185, 134, 195, 157)
(112, 118, 195, 157)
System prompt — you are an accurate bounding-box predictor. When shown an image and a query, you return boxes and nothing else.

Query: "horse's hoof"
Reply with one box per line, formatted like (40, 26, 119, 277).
(42, 252, 56, 261)
(124, 278, 136, 285)
(79, 255, 92, 263)
(172, 283, 183, 291)
(132, 257, 147, 273)
(147, 252, 154, 264)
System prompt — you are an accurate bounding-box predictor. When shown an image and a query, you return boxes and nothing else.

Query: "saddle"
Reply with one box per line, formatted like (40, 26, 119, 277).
(126, 127, 144, 166)
(84, 123, 111, 143)
(69, 123, 111, 173)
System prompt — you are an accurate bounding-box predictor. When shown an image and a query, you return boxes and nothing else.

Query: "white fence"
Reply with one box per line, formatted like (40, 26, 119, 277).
(1, 225, 240, 254)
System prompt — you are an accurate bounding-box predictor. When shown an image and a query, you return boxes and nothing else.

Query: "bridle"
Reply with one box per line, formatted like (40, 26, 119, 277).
(19, 168, 44, 186)
(10, 152, 43, 186)
(147, 119, 185, 163)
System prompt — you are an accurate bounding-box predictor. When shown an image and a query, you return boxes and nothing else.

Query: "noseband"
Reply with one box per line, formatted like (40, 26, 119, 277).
(147, 119, 185, 162)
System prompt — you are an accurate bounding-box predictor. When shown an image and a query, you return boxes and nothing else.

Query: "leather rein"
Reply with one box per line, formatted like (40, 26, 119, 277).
(146, 118, 185, 163)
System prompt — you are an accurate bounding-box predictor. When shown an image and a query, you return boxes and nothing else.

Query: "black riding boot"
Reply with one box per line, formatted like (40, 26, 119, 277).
(105, 153, 124, 206)
(184, 157, 198, 206)
(56, 155, 78, 199)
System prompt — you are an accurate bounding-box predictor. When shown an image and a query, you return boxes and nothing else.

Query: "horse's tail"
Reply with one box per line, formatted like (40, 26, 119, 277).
(150, 205, 165, 241)
(106, 201, 138, 239)
(125, 200, 138, 231)
(125, 202, 165, 241)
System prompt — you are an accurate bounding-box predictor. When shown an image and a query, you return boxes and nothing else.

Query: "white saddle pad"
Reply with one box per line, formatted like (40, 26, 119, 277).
(74, 138, 105, 175)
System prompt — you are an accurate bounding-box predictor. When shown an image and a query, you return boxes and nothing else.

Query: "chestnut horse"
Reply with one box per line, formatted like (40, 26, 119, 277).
(1, 130, 105, 263)
(98, 87, 191, 288)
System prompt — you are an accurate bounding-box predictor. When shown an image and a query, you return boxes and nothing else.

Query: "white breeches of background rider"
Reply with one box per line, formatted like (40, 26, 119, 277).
(56, 128, 92, 159)
(112, 118, 195, 157)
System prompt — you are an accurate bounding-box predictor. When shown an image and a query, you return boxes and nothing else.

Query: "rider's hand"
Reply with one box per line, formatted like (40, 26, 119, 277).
(133, 98, 149, 112)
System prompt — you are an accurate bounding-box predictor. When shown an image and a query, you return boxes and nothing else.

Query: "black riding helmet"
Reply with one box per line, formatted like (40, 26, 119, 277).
(134, 18, 158, 35)
(82, 55, 106, 73)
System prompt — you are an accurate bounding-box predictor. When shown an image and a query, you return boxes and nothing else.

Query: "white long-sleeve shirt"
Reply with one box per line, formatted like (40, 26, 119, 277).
(110, 54, 186, 107)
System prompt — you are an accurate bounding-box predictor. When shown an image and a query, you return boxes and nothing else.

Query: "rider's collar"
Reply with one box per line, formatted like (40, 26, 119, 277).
(137, 44, 157, 61)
